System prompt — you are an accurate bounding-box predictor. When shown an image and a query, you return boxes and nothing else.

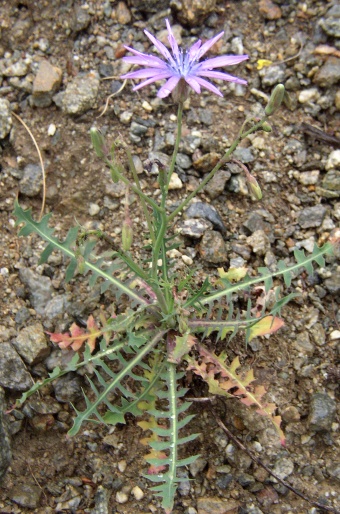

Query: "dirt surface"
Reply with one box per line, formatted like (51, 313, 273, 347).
(0, 1, 339, 513)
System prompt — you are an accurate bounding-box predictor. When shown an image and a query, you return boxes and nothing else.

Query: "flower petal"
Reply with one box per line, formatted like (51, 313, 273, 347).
(121, 68, 170, 79)
(132, 72, 173, 91)
(197, 70, 247, 84)
(157, 76, 181, 98)
(197, 54, 249, 70)
(123, 47, 167, 68)
(188, 40, 202, 61)
(196, 32, 224, 60)
(144, 29, 175, 65)
(190, 76, 223, 96)
(185, 76, 201, 94)
(166, 18, 180, 60)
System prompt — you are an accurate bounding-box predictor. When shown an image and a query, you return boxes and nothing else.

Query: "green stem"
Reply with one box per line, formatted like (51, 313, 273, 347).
(166, 102, 183, 189)
(126, 149, 156, 243)
(105, 158, 161, 213)
(167, 115, 268, 223)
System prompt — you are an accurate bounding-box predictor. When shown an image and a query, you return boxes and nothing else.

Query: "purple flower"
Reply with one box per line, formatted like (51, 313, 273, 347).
(121, 19, 248, 99)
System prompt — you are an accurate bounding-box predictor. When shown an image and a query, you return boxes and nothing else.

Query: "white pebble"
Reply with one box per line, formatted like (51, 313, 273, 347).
(89, 203, 100, 216)
(115, 491, 128, 504)
(168, 172, 183, 190)
(326, 149, 340, 170)
(330, 330, 340, 341)
(298, 88, 320, 103)
(48, 123, 56, 136)
(182, 255, 193, 265)
(118, 460, 127, 472)
(132, 486, 144, 500)
(142, 100, 152, 112)
(120, 111, 133, 124)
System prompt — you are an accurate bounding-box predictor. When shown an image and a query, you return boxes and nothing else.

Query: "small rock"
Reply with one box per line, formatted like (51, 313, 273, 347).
(271, 457, 294, 481)
(53, 373, 83, 403)
(259, 0, 282, 20)
(0, 387, 12, 480)
(176, 153, 192, 170)
(204, 169, 231, 199)
(298, 88, 320, 104)
(185, 202, 226, 234)
(281, 406, 300, 423)
(295, 170, 320, 185)
(168, 172, 183, 190)
(72, 5, 91, 32)
(19, 268, 53, 315)
(323, 169, 340, 193)
(12, 323, 50, 365)
(308, 393, 336, 432)
(19, 164, 43, 197)
(89, 203, 100, 216)
(233, 147, 254, 163)
(196, 496, 240, 514)
(3, 59, 29, 77)
(319, 5, 340, 38)
(189, 457, 207, 478)
(0, 99, 12, 139)
(259, 65, 285, 87)
(324, 268, 340, 294)
(0, 343, 32, 391)
(171, 0, 216, 27)
(116, 1, 131, 24)
(313, 57, 340, 88)
(297, 205, 327, 228)
(325, 150, 340, 170)
(193, 152, 220, 173)
(115, 491, 128, 503)
(9, 483, 42, 509)
(131, 486, 144, 500)
(62, 71, 100, 115)
(32, 60, 63, 107)
(309, 323, 326, 346)
(199, 231, 227, 263)
(247, 230, 270, 255)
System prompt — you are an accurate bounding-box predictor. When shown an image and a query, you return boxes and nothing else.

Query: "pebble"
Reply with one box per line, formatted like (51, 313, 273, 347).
(199, 230, 227, 263)
(72, 5, 91, 32)
(92, 485, 110, 514)
(3, 59, 30, 77)
(0, 387, 12, 480)
(171, 0, 216, 27)
(247, 230, 270, 255)
(116, 1, 131, 24)
(185, 202, 226, 235)
(62, 71, 100, 115)
(259, 65, 286, 87)
(325, 150, 340, 170)
(0, 99, 12, 139)
(294, 170, 320, 185)
(53, 373, 83, 403)
(193, 152, 221, 173)
(271, 457, 294, 481)
(298, 88, 320, 104)
(178, 218, 213, 238)
(12, 323, 50, 365)
(115, 490, 128, 503)
(19, 164, 43, 197)
(32, 60, 62, 108)
(297, 205, 327, 228)
(89, 203, 100, 216)
(308, 393, 336, 432)
(204, 169, 231, 199)
(131, 485, 144, 500)
(196, 496, 240, 514)
(119, 111, 133, 124)
(19, 268, 53, 316)
(176, 153, 192, 170)
(319, 5, 340, 38)
(259, 0, 282, 20)
(0, 343, 32, 391)
(168, 172, 183, 190)
(322, 170, 340, 196)
(313, 57, 340, 87)
(9, 483, 41, 509)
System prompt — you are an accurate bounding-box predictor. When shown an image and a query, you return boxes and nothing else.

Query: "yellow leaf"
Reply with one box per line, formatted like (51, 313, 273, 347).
(249, 316, 284, 341)
(257, 59, 273, 70)
(218, 267, 248, 282)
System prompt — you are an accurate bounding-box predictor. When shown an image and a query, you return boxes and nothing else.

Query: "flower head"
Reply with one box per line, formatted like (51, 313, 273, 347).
(121, 19, 248, 99)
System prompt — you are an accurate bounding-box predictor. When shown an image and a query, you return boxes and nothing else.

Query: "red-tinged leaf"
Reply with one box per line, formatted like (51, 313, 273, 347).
(167, 331, 197, 363)
(48, 315, 101, 353)
(248, 316, 284, 341)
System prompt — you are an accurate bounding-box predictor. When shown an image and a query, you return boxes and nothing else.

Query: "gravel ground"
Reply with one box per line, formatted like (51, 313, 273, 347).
(0, 0, 339, 513)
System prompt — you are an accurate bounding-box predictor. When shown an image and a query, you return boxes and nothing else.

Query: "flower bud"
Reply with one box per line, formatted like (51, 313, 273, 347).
(261, 121, 272, 132)
(90, 127, 107, 157)
(265, 84, 285, 116)
(122, 220, 133, 251)
(247, 174, 262, 200)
